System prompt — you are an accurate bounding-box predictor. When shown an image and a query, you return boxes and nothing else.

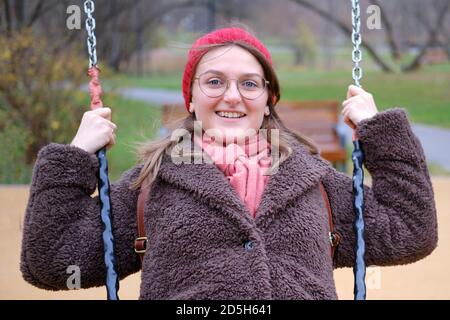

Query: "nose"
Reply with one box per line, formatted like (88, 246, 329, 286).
(223, 79, 242, 104)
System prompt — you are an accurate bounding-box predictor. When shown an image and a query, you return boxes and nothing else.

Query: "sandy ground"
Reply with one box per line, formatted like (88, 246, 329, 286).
(1, 177, 449, 300)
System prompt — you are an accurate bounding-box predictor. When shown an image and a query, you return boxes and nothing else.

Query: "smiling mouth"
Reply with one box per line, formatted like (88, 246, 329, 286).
(215, 111, 246, 119)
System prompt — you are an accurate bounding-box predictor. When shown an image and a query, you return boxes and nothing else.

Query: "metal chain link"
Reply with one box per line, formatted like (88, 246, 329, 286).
(84, 0, 97, 68)
(351, 0, 362, 87)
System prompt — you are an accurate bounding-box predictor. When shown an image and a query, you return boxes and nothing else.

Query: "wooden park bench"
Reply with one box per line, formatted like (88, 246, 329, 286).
(160, 100, 347, 170)
(276, 100, 347, 170)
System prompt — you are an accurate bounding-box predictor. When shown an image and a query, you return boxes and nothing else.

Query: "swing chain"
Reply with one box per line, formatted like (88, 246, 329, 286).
(351, 0, 362, 87)
(84, 0, 97, 68)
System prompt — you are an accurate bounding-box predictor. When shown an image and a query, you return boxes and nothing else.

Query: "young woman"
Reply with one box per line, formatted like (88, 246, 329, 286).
(21, 27, 438, 299)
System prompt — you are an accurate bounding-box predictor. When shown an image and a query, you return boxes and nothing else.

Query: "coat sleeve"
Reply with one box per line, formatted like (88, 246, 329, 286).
(321, 108, 438, 268)
(20, 143, 143, 290)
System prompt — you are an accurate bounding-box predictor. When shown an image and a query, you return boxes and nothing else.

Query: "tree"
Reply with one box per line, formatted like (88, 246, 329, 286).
(402, 0, 450, 71)
(292, 20, 318, 66)
(289, 0, 450, 72)
(0, 30, 86, 170)
(0, 0, 207, 72)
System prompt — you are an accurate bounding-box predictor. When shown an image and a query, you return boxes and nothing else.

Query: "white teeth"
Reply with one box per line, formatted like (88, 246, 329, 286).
(216, 111, 246, 118)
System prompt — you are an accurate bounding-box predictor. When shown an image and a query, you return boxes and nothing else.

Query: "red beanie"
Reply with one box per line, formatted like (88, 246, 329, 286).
(182, 27, 273, 111)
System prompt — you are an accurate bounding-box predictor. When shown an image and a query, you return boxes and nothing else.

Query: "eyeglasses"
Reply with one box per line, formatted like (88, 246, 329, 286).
(194, 71, 269, 100)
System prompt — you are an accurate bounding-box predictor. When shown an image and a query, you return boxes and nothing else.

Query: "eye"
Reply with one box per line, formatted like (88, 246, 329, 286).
(241, 80, 258, 89)
(207, 78, 224, 87)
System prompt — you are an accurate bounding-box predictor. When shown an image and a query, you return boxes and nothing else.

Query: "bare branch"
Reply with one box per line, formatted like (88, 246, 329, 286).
(368, 0, 401, 59)
(412, 0, 433, 33)
(26, 0, 45, 27)
(3, 0, 12, 33)
(403, 0, 450, 71)
(13, 0, 24, 29)
(290, 0, 394, 72)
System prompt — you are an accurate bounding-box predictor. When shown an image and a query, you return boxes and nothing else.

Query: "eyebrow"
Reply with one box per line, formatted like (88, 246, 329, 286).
(201, 69, 263, 78)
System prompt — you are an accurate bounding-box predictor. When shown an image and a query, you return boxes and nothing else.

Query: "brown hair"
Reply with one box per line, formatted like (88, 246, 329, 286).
(130, 41, 318, 191)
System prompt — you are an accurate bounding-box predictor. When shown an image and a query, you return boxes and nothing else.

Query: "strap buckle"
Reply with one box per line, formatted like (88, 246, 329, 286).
(329, 231, 341, 247)
(134, 237, 148, 254)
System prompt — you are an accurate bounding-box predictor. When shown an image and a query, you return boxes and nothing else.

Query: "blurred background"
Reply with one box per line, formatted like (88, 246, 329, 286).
(0, 0, 449, 300)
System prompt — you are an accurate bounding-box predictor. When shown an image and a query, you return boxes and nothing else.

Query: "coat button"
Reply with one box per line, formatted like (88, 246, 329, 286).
(244, 240, 255, 251)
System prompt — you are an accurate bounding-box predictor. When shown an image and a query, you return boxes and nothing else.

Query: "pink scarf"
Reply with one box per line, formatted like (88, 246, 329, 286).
(194, 133, 272, 218)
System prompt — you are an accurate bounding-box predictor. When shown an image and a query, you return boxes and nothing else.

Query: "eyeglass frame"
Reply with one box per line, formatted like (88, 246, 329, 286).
(193, 71, 270, 100)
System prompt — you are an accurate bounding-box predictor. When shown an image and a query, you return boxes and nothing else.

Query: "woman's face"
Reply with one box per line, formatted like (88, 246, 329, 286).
(191, 45, 269, 144)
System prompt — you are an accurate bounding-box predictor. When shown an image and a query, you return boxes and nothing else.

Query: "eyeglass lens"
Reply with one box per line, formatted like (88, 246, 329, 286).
(197, 72, 267, 100)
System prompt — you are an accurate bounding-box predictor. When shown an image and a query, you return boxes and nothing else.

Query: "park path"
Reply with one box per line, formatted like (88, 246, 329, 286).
(118, 87, 450, 172)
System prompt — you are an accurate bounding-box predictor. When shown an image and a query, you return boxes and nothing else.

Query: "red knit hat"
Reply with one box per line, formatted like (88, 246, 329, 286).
(182, 27, 273, 111)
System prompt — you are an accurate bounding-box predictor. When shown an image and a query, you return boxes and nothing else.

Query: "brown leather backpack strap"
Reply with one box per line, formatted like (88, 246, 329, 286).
(134, 181, 150, 264)
(319, 182, 341, 260)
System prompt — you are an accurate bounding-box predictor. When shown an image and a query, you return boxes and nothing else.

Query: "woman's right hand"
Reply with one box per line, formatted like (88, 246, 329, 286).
(70, 107, 117, 155)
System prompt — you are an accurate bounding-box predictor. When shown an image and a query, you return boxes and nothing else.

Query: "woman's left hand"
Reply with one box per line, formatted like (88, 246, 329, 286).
(342, 85, 378, 137)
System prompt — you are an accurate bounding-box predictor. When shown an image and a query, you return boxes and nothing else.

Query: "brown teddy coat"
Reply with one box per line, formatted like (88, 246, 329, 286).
(20, 108, 438, 299)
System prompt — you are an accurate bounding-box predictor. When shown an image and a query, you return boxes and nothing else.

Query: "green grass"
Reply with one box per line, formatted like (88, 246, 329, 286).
(0, 94, 160, 184)
(108, 73, 182, 91)
(278, 68, 450, 127)
(102, 94, 162, 182)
